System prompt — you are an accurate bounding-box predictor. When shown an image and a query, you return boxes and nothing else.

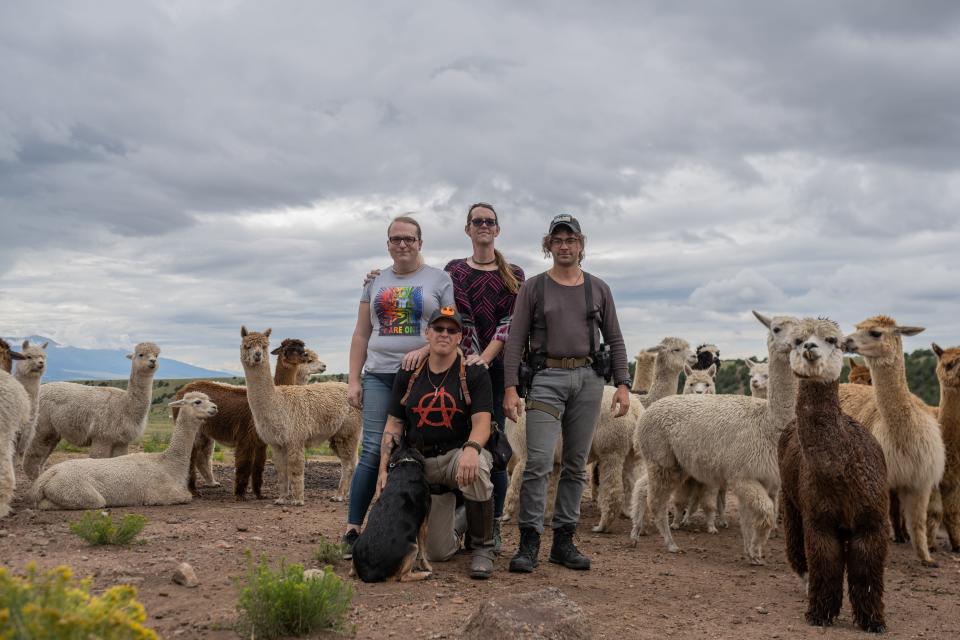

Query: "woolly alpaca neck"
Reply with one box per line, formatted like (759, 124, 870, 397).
(123, 366, 155, 417)
(866, 343, 917, 432)
(795, 379, 843, 465)
(940, 385, 960, 437)
(648, 359, 683, 404)
(14, 366, 42, 422)
(274, 358, 299, 386)
(160, 413, 203, 476)
(0, 354, 10, 374)
(765, 346, 797, 433)
(242, 359, 282, 434)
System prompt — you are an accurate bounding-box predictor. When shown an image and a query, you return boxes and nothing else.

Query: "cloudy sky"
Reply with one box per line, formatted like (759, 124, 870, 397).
(2, 1, 959, 374)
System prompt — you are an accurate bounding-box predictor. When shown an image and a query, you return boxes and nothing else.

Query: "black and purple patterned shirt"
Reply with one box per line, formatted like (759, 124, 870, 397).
(444, 258, 525, 360)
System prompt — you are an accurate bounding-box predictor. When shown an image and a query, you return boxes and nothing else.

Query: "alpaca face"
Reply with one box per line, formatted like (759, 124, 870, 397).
(843, 315, 924, 361)
(272, 338, 310, 367)
(648, 337, 695, 372)
(240, 326, 272, 367)
(17, 341, 47, 376)
(789, 318, 844, 382)
(127, 342, 161, 374)
(306, 350, 327, 375)
(754, 311, 800, 355)
(934, 344, 960, 390)
(169, 391, 219, 418)
(746, 360, 769, 394)
(683, 365, 716, 394)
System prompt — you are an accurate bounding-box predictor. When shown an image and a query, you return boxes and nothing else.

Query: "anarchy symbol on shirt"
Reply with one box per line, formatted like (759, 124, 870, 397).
(411, 388, 462, 429)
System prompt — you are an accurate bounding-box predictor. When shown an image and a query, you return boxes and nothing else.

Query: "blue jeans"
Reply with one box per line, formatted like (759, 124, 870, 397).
(347, 373, 395, 526)
(489, 360, 508, 519)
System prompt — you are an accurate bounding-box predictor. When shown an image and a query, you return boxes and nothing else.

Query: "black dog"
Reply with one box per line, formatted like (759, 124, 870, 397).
(351, 445, 432, 583)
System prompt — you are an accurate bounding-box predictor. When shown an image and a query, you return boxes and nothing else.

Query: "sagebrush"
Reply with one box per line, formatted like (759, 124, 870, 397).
(314, 536, 346, 565)
(236, 553, 354, 639)
(0, 563, 157, 639)
(69, 511, 147, 545)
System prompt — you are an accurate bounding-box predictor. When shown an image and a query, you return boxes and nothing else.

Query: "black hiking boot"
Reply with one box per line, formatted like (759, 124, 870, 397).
(548, 524, 591, 570)
(341, 529, 360, 560)
(508, 527, 541, 573)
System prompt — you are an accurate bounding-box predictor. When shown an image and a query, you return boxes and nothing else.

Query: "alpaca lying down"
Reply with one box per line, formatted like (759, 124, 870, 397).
(30, 392, 217, 510)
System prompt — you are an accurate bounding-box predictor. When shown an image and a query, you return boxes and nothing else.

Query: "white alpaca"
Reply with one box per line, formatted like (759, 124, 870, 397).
(12, 340, 47, 464)
(0, 369, 31, 518)
(240, 327, 359, 506)
(299, 349, 327, 384)
(840, 316, 946, 567)
(632, 312, 799, 565)
(631, 351, 657, 394)
(31, 392, 217, 509)
(746, 359, 769, 399)
(23, 342, 161, 480)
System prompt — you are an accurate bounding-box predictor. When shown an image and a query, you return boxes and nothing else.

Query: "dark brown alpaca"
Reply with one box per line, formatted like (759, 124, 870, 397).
(175, 339, 311, 499)
(778, 319, 888, 632)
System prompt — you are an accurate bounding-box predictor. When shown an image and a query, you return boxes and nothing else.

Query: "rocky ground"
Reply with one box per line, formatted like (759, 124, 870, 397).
(2, 456, 958, 639)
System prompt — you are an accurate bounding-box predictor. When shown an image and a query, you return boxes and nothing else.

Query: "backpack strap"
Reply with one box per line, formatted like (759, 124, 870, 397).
(400, 350, 472, 407)
(399, 359, 427, 406)
(583, 271, 596, 355)
(534, 273, 547, 355)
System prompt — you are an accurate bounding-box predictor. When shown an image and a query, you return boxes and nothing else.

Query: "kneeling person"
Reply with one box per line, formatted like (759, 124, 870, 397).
(377, 306, 496, 579)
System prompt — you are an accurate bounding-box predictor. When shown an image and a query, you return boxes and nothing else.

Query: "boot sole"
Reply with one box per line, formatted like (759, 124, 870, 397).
(508, 561, 538, 573)
(548, 556, 590, 570)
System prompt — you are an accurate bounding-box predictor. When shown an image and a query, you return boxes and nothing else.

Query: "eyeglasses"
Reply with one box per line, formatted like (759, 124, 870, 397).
(430, 325, 462, 335)
(388, 235, 419, 246)
(550, 237, 580, 247)
(470, 218, 497, 228)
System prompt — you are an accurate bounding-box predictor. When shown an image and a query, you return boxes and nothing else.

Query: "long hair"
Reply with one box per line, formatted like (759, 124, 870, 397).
(541, 232, 586, 264)
(467, 202, 520, 294)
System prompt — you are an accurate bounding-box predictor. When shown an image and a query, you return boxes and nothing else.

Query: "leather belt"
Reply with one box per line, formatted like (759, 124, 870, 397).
(544, 356, 593, 369)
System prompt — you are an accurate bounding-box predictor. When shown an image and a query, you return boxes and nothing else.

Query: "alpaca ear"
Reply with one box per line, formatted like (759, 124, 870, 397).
(241, 326, 248, 337)
(752, 311, 772, 328)
(896, 325, 925, 337)
(745, 359, 756, 370)
(270, 347, 281, 355)
(10, 351, 25, 361)
(264, 328, 272, 338)
(646, 345, 663, 353)
(21, 340, 29, 349)
(932, 343, 944, 358)
(168, 399, 186, 408)
(41, 342, 49, 349)
(126, 353, 133, 360)
(684, 364, 693, 376)
(706, 363, 717, 378)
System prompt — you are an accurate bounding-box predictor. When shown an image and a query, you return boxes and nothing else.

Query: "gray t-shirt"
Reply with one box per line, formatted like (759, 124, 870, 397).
(360, 265, 455, 373)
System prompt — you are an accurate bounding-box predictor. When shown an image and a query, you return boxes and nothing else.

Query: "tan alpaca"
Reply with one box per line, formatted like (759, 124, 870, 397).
(12, 340, 47, 464)
(239, 327, 360, 506)
(746, 359, 769, 399)
(840, 316, 945, 566)
(932, 343, 960, 552)
(631, 351, 656, 394)
(846, 357, 872, 385)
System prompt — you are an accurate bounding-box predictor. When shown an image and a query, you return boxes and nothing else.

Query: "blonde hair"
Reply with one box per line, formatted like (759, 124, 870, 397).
(388, 215, 422, 240)
(467, 203, 521, 294)
(542, 231, 586, 264)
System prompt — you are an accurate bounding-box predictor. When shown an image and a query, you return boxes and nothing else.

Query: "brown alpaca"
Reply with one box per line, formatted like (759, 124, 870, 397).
(840, 315, 945, 567)
(932, 343, 960, 552)
(176, 339, 311, 499)
(846, 358, 872, 385)
(779, 319, 887, 632)
(0, 338, 24, 374)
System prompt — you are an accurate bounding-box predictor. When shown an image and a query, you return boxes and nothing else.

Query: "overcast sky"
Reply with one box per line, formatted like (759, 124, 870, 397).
(2, 1, 959, 374)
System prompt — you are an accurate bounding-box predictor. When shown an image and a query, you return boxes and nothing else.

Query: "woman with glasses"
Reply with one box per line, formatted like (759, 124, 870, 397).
(444, 203, 524, 552)
(342, 215, 455, 557)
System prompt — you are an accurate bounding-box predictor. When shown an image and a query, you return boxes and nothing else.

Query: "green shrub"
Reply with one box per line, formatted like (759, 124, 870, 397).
(69, 511, 147, 546)
(0, 563, 157, 639)
(236, 553, 354, 638)
(313, 537, 346, 566)
(140, 432, 169, 453)
(55, 440, 85, 453)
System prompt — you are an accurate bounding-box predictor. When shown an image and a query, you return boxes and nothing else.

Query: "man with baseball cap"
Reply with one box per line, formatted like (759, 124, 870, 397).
(503, 214, 632, 573)
(376, 305, 498, 578)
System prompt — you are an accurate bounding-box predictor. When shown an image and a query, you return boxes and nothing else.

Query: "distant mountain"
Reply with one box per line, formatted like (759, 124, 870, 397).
(3, 336, 235, 381)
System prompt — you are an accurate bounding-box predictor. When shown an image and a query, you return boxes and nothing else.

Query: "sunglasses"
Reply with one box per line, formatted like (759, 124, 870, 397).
(388, 235, 419, 246)
(470, 218, 498, 228)
(430, 325, 462, 335)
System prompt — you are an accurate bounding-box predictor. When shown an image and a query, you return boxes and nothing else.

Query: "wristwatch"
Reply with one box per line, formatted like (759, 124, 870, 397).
(462, 440, 483, 454)
(615, 379, 632, 389)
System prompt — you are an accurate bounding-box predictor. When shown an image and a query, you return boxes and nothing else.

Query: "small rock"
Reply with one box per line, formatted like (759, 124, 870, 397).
(452, 596, 466, 605)
(250, 536, 263, 541)
(756, 606, 769, 615)
(462, 587, 589, 640)
(27, 536, 50, 547)
(303, 569, 325, 581)
(214, 540, 233, 549)
(172, 562, 199, 588)
(236, 525, 249, 532)
(0, 529, 8, 537)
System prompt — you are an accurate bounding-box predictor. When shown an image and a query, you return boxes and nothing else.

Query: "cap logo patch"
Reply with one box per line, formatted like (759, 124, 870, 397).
(440, 306, 456, 316)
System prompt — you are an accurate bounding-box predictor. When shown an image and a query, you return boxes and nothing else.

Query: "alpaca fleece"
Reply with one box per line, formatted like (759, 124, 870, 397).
(780, 380, 888, 632)
(933, 344, 960, 552)
(0, 370, 31, 518)
(12, 340, 47, 464)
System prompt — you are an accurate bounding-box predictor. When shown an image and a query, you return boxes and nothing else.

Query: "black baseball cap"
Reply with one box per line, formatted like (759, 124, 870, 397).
(548, 213, 581, 235)
(428, 306, 463, 329)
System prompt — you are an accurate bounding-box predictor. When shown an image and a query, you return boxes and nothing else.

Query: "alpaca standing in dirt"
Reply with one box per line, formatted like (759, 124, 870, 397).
(0, 342, 30, 518)
(631, 351, 657, 394)
(239, 327, 360, 505)
(632, 312, 799, 565)
(779, 318, 888, 632)
(932, 343, 960, 552)
(12, 340, 47, 464)
(746, 359, 769, 399)
(31, 392, 218, 509)
(840, 316, 945, 567)
(23, 342, 161, 481)
(181, 338, 319, 499)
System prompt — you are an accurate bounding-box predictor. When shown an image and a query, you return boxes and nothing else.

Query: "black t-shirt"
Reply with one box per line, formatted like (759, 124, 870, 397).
(388, 356, 493, 448)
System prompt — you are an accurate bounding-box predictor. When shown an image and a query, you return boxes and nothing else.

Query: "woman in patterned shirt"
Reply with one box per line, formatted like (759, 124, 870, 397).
(444, 203, 525, 551)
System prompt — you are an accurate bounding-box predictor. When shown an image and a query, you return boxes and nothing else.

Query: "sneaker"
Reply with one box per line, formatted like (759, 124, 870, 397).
(341, 529, 360, 560)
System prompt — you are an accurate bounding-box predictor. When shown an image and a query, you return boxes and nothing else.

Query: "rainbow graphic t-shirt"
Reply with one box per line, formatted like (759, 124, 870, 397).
(375, 286, 424, 336)
(360, 266, 455, 373)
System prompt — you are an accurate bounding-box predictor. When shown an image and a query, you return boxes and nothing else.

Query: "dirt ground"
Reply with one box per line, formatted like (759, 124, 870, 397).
(2, 456, 958, 639)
